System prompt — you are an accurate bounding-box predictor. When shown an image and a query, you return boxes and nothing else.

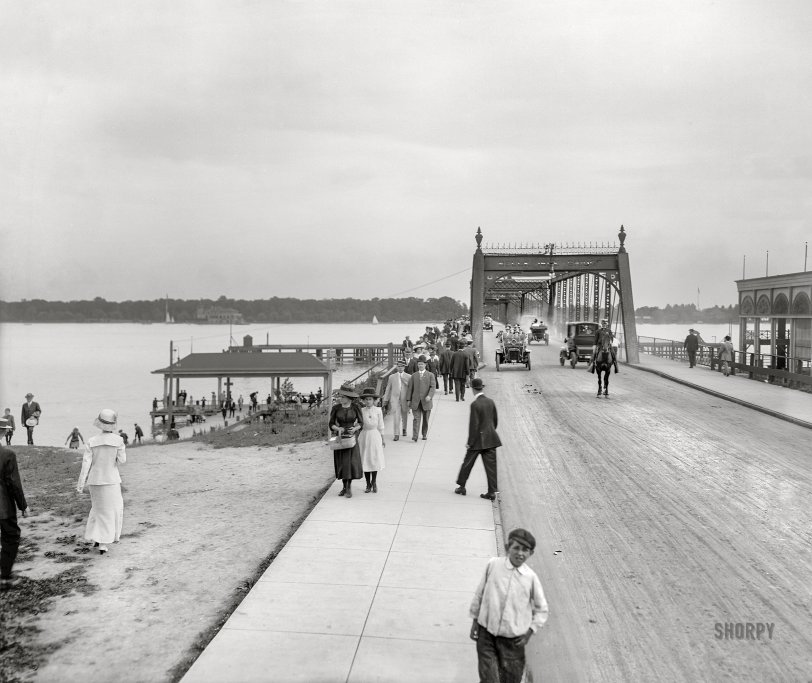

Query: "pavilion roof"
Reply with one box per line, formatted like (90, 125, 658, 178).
(151, 352, 330, 378)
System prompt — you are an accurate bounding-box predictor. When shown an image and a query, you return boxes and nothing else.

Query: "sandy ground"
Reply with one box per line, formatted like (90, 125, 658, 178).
(491, 341, 812, 682)
(9, 440, 333, 683)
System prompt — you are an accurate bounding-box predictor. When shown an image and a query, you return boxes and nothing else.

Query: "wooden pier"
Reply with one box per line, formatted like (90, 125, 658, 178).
(227, 341, 401, 367)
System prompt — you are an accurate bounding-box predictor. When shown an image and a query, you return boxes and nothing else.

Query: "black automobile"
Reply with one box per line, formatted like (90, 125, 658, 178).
(559, 321, 599, 367)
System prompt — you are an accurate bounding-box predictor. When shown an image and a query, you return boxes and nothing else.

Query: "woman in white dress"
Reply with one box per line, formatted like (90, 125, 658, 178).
(358, 388, 385, 493)
(76, 408, 126, 555)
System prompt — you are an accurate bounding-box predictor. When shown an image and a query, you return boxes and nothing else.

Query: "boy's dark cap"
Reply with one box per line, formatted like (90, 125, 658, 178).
(508, 528, 536, 550)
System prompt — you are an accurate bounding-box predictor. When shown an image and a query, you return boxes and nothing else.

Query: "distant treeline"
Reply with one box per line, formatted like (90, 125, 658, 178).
(0, 296, 469, 323)
(635, 304, 738, 324)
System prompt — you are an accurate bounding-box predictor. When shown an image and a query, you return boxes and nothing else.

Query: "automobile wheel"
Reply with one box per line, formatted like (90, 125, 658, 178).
(570, 352, 577, 368)
(559, 355, 565, 366)
(526, 358, 531, 370)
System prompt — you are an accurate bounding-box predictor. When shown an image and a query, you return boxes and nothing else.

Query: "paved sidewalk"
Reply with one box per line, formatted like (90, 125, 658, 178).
(182, 391, 499, 683)
(632, 353, 812, 428)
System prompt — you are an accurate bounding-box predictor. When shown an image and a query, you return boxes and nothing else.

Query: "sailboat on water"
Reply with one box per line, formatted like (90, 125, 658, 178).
(372, 315, 379, 324)
(165, 297, 175, 324)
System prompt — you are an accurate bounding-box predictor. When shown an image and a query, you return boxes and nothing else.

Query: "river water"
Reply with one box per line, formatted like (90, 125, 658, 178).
(0, 320, 737, 447)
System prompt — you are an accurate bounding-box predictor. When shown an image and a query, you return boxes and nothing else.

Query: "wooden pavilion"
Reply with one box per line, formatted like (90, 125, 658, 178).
(151, 352, 332, 418)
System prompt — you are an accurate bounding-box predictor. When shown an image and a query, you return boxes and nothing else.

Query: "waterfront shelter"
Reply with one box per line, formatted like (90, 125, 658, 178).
(737, 270, 812, 374)
(151, 352, 332, 413)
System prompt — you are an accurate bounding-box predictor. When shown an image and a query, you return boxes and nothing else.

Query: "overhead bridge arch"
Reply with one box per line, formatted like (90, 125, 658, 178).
(470, 226, 639, 364)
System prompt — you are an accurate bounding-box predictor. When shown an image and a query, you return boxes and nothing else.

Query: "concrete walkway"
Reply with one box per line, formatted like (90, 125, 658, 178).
(182, 390, 499, 683)
(633, 352, 812, 429)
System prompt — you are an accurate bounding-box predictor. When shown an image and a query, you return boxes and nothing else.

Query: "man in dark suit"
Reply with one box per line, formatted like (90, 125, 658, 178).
(449, 345, 471, 401)
(403, 348, 419, 375)
(438, 342, 454, 395)
(0, 432, 29, 588)
(20, 393, 42, 446)
(683, 329, 699, 368)
(455, 378, 501, 500)
(406, 356, 436, 441)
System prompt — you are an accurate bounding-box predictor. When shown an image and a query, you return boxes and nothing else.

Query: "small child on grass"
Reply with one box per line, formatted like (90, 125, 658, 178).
(469, 528, 549, 683)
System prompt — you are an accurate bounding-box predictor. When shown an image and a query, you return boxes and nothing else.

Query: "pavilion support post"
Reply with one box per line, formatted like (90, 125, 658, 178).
(167, 341, 174, 433)
(471, 228, 485, 357)
(217, 377, 222, 407)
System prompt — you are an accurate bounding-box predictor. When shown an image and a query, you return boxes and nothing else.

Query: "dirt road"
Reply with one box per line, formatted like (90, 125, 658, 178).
(485, 336, 811, 682)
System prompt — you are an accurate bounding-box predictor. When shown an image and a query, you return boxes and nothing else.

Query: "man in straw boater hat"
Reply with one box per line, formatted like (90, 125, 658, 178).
(382, 358, 410, 441)
(1, 417, 29, 589)
(405, 355, 436, 442)
(454, 377, 501, 500)
(21, 392, 42, 445)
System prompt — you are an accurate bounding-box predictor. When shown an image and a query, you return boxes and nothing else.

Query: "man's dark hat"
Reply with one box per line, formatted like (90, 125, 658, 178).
(396, 359, 406, 366)
(471, 378, 485, 390)
(508, 528, 536, 551)
(418, 355, 427, 362)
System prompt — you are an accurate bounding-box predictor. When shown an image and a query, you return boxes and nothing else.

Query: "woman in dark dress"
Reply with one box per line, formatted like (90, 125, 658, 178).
(329, 386, 364, 498)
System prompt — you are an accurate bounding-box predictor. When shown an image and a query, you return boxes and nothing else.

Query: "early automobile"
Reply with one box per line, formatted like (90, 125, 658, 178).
(496, 329, 531, 371)
(559, 321, 599, 368)
(528, 320, 548, 345)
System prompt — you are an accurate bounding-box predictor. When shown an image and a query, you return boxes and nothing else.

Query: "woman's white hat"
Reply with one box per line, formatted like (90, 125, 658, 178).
(94, 408, 118, 432)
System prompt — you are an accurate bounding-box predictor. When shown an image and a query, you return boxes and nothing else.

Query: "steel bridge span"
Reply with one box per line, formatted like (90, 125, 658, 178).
(470, 226, 639, 363)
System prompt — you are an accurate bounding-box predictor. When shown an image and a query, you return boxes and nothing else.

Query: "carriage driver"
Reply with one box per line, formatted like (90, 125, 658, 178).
(591, 319, 618, 373)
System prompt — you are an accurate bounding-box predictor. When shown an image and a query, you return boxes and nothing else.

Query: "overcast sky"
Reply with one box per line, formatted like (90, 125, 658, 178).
(1, 1, 810, 308)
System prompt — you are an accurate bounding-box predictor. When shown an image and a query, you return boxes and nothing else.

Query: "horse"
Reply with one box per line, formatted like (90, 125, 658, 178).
(593, 347, 613, 398)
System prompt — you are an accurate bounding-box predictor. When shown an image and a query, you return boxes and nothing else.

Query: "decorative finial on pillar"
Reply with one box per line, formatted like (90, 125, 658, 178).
(618, 225, 627, 253)
(475, 227, 483, 250)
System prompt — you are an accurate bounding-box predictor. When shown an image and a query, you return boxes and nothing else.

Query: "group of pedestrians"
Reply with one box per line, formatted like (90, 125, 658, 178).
(328, 385, 385, 498)
(684, 328, 735, 375)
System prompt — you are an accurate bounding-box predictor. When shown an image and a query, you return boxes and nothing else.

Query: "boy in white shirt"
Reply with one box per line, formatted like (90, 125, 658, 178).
(469, 528, 549, 683)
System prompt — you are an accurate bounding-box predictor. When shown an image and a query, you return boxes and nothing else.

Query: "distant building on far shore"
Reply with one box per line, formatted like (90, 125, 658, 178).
(196, 305, 246, 325)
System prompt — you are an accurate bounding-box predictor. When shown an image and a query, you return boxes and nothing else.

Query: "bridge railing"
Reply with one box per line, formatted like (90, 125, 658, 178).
(637, 336, 812, 391)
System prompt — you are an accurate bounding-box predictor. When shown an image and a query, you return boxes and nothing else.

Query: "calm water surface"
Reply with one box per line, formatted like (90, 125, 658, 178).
(0, 320, 736, 447)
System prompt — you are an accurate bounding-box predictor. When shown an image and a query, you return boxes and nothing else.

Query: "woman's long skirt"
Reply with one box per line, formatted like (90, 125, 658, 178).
(333, 444, 363, 480)
(84, 484, 124, 544)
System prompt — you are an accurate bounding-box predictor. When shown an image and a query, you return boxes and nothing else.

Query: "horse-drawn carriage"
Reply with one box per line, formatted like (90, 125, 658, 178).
(528, 321, 549, 344)
(495, 330, 531, 371)
(559, 321, 599, 368)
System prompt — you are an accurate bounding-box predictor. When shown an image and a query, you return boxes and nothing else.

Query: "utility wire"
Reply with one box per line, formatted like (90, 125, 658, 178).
(386, 267, 470, 297)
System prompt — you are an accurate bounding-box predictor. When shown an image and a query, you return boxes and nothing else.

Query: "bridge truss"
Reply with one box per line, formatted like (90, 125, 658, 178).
(470, 226, 639, 363)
